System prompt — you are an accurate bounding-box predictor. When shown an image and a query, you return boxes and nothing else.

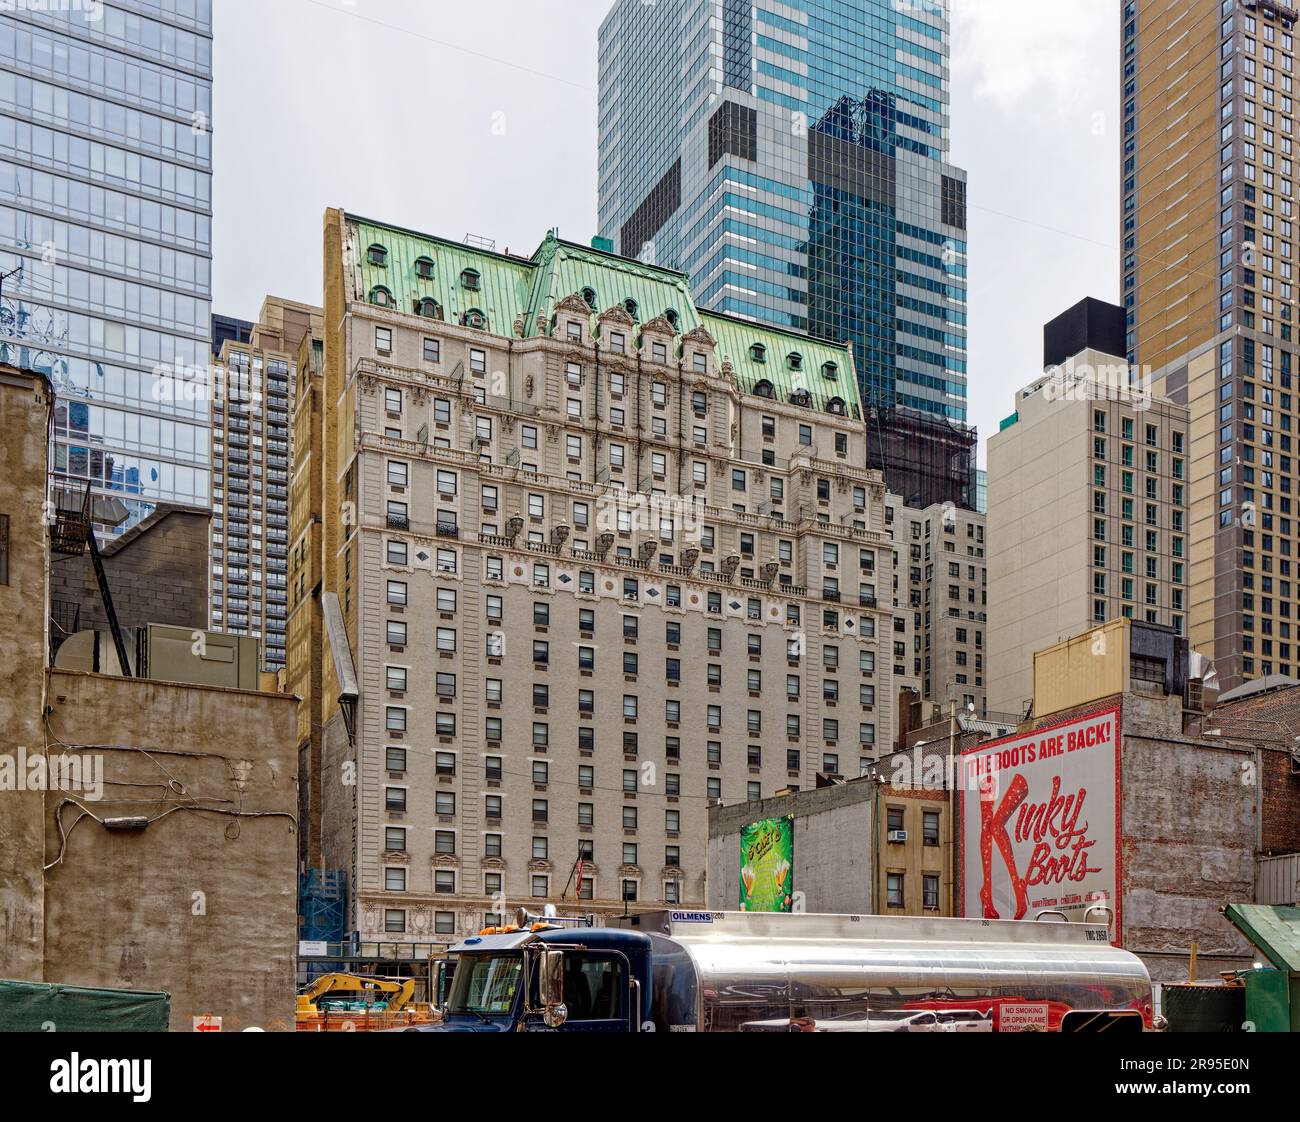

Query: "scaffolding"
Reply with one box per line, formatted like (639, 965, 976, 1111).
(299, 868, 347, 944)
(866, 406, 978, 511)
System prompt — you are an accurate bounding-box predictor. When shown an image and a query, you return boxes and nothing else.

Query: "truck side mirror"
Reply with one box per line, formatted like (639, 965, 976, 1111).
(433, 961, 448, 1012)
(539, 948, 565, 1010)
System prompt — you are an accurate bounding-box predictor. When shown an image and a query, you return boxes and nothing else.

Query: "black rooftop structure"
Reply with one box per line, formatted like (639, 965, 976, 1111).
(1043, 298, 1126, 370)
(211, 313, 254, 359)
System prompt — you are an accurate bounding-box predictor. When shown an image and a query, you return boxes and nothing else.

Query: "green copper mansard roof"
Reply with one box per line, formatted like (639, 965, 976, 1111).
(347, 215, 860, 418)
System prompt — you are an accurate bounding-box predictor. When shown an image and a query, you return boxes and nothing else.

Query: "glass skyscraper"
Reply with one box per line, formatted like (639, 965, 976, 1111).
(0, 1, 213, 532)
(598, 0, 974, 507)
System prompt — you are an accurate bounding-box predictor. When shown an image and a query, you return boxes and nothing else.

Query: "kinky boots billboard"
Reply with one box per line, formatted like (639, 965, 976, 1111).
(957, 707, 1122, 944)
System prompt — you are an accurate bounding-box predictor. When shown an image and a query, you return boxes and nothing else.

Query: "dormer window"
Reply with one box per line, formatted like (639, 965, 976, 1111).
(751, 343, 767, 363)
(788, 352, 804, 371)
(461, 268, 481, 291)
(624, 298, 639, 320)
(791, 389, 811, 407)
(581, 287, 597, 309)
(827, 397, 846, 416)
(367, 244, 388, 267)
(665, 308, 680, 329)
(369, 285, 393, 307)
(414, 256, 435, 280)
(463, 308, 487, 330)
(416, 297, 443, 320)
(754, 380, 775, 399)
(822, 361, 839, 380)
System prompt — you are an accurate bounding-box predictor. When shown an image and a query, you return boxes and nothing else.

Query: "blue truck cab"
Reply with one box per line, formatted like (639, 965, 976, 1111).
(417, 922, 654, 1033)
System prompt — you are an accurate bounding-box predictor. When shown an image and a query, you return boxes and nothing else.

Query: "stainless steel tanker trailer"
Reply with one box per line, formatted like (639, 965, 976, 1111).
(414, 908, 1153, 1033)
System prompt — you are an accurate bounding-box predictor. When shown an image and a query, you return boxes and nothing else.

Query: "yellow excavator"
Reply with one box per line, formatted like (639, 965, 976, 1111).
(296, 973, 434, 1031)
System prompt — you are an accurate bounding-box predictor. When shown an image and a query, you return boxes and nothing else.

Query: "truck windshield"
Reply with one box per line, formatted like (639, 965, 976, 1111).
(447, 954, 523, 1016)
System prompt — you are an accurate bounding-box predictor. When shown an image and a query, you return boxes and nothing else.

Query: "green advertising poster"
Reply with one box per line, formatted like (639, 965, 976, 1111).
(740, 816, 794, 912)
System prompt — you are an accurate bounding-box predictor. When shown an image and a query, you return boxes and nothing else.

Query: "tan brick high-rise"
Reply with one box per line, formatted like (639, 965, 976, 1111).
(1127, 0, 1300, 688)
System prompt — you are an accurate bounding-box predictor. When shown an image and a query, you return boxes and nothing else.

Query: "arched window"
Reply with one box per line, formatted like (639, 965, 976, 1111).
(750, 343, 767, 363)
(788, 352, 804, 371)
(461, 268, 481, 291)
(414, 256, 435, 280)
(367, 244, 388, 267)
(624, 298, 639, 320)
(754, 379, 775, 399)
(416, 297, 443, 320)
(463, 308, 487, 330)
(369, 285, 393, 307)
(827, 397, 846, 416)
(822, 361, 839, 380)
(791, 388, 811, 407)
(581, 287, 597, 309)
(664, 308, 680, 329)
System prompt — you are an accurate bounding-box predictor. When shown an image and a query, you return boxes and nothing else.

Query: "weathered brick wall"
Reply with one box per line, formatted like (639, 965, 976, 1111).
(1261, 751, 1300, 854)
(1120, 732, 1255, 981)
(1212, 683, 1300, 855)
(49, 507, 209, 642)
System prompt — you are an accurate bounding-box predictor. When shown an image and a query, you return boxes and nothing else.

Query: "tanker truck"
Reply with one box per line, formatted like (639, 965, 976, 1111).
(410, 908, 1154, 1033)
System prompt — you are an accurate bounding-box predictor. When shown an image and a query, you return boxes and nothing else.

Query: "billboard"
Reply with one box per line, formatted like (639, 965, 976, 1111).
(958, 706, 1122, 943)
(740, 816, 794, 912)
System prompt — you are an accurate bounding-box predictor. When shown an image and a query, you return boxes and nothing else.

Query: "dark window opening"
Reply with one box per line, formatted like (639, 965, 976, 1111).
(708, 100, 758, 167)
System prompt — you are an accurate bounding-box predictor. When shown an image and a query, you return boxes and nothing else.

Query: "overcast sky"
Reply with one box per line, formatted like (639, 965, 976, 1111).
(212, 0, 1118, 463)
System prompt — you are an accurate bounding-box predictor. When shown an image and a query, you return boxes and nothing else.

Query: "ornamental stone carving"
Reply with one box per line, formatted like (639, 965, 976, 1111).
(598, 304, 636, 329)
(680, 325, 716, 350)
(640, 314, 677, 339)
(556, 292, 594, 317)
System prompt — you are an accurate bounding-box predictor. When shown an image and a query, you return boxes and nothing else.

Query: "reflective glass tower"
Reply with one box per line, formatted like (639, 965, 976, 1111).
(598, 0, 974, 507)
(0, 1, 213, 532)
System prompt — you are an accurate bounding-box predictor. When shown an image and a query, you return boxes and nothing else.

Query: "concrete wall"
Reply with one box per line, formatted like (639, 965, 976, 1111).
(708, 786, 874, 914)
(41, 671, 298, 1031)
(0, 366, 53, 981)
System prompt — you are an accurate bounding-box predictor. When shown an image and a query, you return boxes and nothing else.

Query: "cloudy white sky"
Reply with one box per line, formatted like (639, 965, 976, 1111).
(212, 0, 1118, 462)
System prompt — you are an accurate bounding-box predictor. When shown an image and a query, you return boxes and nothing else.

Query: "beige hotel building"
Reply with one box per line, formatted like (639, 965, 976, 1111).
(288, 209, 899, 941)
